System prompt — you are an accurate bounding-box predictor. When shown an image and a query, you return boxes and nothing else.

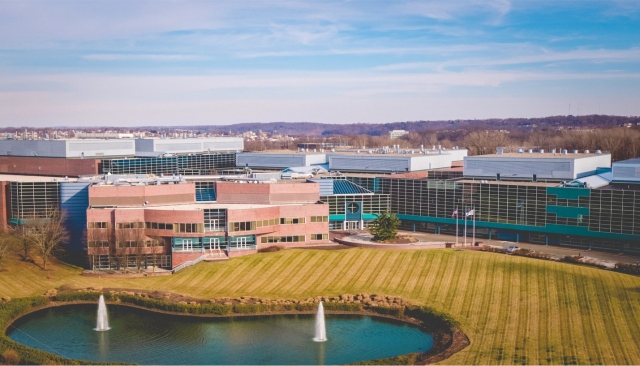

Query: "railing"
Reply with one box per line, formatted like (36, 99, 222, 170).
(171, 254, 206, 274)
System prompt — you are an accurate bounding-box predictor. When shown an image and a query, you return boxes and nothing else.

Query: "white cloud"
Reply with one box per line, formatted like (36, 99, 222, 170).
(82, 54, 202, 61)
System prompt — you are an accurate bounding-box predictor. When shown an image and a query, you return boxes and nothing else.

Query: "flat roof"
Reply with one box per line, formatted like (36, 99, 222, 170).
(114, 202, 310, 210)
(614, 158, 640, 165)
(456, 179, 558, 187)
(239, 150, 324, 155)
(0, 174, 79, 183)
(468, 153, 608, 159)
(330, 151, 460, 157)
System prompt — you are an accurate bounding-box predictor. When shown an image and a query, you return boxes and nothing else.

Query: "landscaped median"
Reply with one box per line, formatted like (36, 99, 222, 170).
(1, 288, 467, 365)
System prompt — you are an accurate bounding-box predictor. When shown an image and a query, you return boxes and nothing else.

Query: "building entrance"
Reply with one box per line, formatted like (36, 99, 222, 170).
(345, 221, 361, 230)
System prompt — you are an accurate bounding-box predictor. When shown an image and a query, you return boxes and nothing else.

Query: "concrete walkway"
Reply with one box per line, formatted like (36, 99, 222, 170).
(337, 230, 640, 267)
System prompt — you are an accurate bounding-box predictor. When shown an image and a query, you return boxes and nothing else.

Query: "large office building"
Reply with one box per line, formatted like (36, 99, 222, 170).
(2, 138, 640, 272)
(85, 177, 329, 270)
(0, 137, 240, 177)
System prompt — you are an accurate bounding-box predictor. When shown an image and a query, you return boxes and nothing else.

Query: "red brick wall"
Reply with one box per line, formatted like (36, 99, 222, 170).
(0, 181, 8, 233)
(89, 183, 195, 206)
(216, 182, 319, 204)
(172, 251, 205, 267)
(0, 156, 99, 177)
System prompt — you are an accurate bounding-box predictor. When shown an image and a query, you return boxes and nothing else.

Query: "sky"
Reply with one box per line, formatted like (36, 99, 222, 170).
(1, 0, 639, 127)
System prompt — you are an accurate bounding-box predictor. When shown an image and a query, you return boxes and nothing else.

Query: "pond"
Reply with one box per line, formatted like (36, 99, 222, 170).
(8, 304, 433, 365)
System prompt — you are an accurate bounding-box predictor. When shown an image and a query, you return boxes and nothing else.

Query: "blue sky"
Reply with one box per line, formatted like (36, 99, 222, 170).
(1, 0, 639, 127)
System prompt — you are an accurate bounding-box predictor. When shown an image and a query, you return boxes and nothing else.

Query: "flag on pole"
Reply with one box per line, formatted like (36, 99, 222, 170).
(451, 209, 458, 217)
(466, 209, 475, 217)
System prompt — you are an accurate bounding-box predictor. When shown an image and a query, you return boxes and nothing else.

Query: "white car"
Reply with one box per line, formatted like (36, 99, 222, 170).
(506, 245, 520, 253)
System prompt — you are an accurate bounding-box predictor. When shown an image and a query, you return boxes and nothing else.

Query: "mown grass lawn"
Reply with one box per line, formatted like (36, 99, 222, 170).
(2, 248, 640, 365)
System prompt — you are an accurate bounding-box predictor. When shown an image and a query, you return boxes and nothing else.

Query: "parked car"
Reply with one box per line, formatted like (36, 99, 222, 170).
(506, 245, 520, 253)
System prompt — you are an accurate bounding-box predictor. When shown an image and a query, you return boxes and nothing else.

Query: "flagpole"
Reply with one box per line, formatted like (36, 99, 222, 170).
(472, 206, 476, 246)
(455, 206, 458, 246)
(464, 207, 467, 246)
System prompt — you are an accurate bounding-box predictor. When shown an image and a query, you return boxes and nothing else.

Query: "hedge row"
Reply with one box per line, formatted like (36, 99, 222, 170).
(52, 292, 365, 316)
(405, 305, 460, 328)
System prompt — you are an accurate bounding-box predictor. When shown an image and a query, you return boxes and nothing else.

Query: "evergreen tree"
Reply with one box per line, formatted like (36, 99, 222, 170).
(369, 210, 400, 241)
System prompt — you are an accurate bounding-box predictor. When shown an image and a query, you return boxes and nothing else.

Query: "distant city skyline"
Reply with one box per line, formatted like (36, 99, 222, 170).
(1, 0, 639, 127)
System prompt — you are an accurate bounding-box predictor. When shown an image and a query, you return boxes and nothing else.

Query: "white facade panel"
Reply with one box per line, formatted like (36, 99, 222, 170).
(612, 158, 640, 183)
(236, 153, 306, 168)
(66, 140, 135, 157)
(134, 138, 244, 156)
(305, 154, 329, 166)
(464, 153, 611, 180)
(0, 139, 135, 157)
(444, 149, 468, 161)
(572, 154, 612, 178)
(409, 154, 455, 171)
(328, 155, 411, 172)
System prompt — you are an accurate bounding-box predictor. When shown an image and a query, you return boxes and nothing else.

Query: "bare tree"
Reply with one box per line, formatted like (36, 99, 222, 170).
(25, 209, 69, 270)
(463, 130, 511, 155)
(131, 224, 147, 273)
(12, 225, 33, 262)
(0, 233, 19, 270)
(114, 226, 130, 271)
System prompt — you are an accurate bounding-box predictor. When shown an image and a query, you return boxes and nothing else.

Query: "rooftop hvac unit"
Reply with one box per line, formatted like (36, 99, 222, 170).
(528, 149, 533, 153)
(573, 150, 578, 154)
(497, 147, 504, 155)
(540, 149, 545, 154)
(584, 150, 590, 154)
(551, 148, 556, 154)
(517, 148, 524, 153)
(595, 150, 602, 154)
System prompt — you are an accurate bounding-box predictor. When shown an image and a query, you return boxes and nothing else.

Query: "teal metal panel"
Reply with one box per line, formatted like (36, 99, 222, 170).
(396, 214, 640, 242)
(345, 201, 363, 221)
(362, 214, 379, 220)
(329, 214, 345, 221)
(546, 205, 590, 219)
(334, 180, 371, 194)
(547, 187, 591, 200)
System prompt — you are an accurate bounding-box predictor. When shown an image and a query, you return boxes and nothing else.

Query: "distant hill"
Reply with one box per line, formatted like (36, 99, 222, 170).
(175, 115, 640, 137)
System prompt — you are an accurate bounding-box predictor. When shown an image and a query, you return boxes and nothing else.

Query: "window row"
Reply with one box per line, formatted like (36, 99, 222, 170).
(310, 216, 329, 222)
(311, 233, 328, 240)
(260, 235, 306, 244)
(146, 222, 175, 230)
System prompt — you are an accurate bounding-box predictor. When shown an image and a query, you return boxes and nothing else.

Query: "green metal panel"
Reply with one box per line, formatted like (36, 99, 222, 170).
(546, 205, 590, 219)
(547, 187, 591, 200)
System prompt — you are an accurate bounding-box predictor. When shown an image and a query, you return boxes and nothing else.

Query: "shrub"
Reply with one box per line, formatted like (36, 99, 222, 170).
(52, 292, 105, 302)
(323, 301, 363, 312)
(370, 305, 405, 317)
(613, 263, 640, 275)
(561, 255, 583, 264)
(1, 349, 20, 365)
(369, 210, 400, 241)
(512, 249, 551, 260)
(405, 305, 459, 328)
(258, 246, 283, 253)
(481, 246, 507, 254)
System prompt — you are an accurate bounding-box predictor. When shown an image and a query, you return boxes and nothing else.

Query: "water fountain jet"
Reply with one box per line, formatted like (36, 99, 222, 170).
(313, 301, 327, 342)
(94, 295, 110, 331)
